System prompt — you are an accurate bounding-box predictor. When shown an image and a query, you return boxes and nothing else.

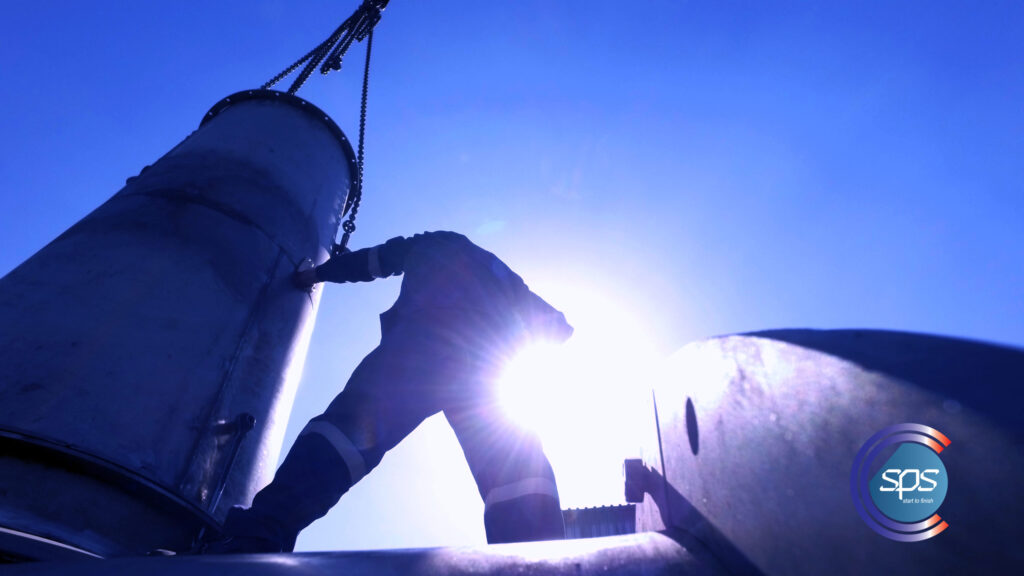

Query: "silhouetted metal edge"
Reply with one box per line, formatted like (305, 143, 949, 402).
(0, 527, 101, 562)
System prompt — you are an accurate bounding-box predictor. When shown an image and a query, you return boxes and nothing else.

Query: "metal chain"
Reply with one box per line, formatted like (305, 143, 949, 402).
(322, 1, 382, 74)
(335, 29, 373, 255)
(262, 0, 388, 95)
(259, 1, 387, 253)
(261, 40, 329, 91)
(285, 39, 337, 94)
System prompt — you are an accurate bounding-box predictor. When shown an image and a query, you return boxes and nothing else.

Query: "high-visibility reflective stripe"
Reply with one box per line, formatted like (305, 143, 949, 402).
(484, 477, 559, 511)
(368, 246, 383, 278)
(300, 421, 367, 483)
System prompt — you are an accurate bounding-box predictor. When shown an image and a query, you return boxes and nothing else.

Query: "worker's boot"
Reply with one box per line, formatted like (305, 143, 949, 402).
(200, 506, 296, 554)
(484, 492, 565, 544)
(201, 427, 355, 554)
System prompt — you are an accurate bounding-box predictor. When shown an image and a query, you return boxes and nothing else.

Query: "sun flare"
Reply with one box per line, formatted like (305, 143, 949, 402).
(494, 283, 663, 507)
(496, 342, 571, 431)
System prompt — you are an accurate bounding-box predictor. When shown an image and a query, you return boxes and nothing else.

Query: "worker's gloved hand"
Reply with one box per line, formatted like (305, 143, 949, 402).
(293, 259, 319, 289)
(314, 249, 375, 284)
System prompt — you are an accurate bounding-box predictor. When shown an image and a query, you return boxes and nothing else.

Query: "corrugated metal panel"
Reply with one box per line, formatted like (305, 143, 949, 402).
(562, 505, 636, 539)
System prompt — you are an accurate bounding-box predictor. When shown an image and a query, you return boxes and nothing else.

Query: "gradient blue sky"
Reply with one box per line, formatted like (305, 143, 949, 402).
(1, 1, 1021, 552)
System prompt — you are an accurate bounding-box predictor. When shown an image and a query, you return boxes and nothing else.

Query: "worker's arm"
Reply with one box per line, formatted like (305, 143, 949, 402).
(311, 236, 413, 284)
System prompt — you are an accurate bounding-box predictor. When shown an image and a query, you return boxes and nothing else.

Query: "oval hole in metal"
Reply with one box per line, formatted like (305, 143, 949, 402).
(685, 397, 699, 456)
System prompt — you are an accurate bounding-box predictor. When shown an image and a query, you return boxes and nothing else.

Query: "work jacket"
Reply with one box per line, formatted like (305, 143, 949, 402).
(317, 231, 572, 348)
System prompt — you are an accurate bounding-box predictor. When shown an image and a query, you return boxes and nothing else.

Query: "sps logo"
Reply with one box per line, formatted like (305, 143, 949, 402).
(851, 424, 951, 542)
(878, 468, 940, 500)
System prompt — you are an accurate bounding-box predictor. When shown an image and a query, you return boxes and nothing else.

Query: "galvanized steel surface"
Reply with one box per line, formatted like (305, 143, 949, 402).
(0, 91, 355, 557)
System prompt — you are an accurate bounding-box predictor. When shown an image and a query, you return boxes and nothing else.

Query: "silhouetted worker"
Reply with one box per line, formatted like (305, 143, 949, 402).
(209, 231, 572, 553)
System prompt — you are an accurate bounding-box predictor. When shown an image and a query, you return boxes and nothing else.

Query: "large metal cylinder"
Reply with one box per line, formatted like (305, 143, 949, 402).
(0, 90, 356, 559)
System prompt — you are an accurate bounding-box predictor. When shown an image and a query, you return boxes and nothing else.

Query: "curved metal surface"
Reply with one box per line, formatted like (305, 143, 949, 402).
(0, 93, 355, 556)
(0, 427, 218, 557)
(636, 329, 1024, 574)
(202, 89, 360, 217)
(0, 532, 720, 576)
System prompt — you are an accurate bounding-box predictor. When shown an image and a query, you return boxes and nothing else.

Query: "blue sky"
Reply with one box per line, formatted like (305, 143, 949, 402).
(1, 1, 1022, 552)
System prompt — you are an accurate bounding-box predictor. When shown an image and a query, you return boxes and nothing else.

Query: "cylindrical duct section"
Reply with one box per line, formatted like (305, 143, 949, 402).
(0, 90, 356, 559)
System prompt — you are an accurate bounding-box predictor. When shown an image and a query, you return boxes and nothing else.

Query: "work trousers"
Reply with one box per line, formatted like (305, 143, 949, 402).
(246, 319, 564, 549)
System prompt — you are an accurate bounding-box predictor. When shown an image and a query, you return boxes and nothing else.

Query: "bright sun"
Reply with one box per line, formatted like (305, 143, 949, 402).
(493, 283, 662, 507)
(496, 342, 571, 431)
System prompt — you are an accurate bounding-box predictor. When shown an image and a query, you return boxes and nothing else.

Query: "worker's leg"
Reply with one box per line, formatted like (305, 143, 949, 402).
(212, 325, 459, 553)
(445, 402, 565, 544)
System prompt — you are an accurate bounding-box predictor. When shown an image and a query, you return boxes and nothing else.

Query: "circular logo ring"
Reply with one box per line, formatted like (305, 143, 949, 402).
(850, 423, 951, 542)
